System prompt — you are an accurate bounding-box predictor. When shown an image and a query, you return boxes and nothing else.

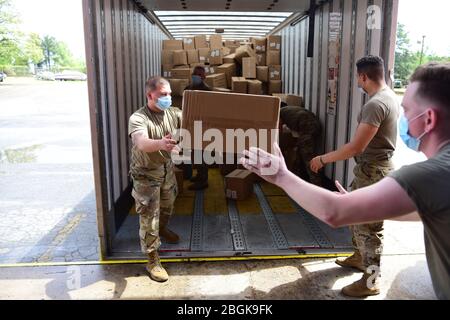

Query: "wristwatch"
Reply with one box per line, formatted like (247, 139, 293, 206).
(319, 156, 326, 166)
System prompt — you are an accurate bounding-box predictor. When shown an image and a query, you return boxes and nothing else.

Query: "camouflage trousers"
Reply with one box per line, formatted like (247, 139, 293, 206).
(350, 159, 394, 269)
(131, 165, 178, 255)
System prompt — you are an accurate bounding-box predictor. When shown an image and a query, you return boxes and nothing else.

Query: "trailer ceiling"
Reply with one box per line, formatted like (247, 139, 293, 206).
(136, 0, 317, 39)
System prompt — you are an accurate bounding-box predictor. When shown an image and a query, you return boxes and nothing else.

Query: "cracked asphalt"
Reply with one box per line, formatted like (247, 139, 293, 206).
(0, 77, 99, 263)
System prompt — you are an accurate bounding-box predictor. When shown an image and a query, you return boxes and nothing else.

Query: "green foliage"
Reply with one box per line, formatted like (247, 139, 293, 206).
(0, 0, 21, 66)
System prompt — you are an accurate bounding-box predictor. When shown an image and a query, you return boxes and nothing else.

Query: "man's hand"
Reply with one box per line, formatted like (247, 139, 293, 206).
(310, 156, 325, 173)
(240, 143, 288, 186)
(160, 134, 178, 152)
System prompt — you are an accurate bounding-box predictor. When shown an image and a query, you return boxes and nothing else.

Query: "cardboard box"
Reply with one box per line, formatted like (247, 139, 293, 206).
(183, 37, 195, 50)
(247, 80, 263, 95)
(208, 49, 223, 66)
(209, 35, 223, 49)
(173, 50, 188, 66)
(269, 65, 282, 80)
(198, 48, 210, 64)
(272, 94, 303, 107)
(195, 35, 208, 49)
(252, 38, 267, 53)
(171, 67, 193, 80)
(234, 45, 257, 65)
(267, 50, 281, 66)
(242, 57, 257, 79)
(231, 77, 248, 94)
(180, 91, 281, 154)
(204, 65, 216, 75)
(225, 169, 255, 201)
(223, 54, 236, 64)
(162, 50, 174, 65)
(216, 63, 237, 88)
(256, 53, 266, 66)
(174, 166, 185, 193)
(256, 66, 269, 83)
(163, 39, 183, 51)
(205, 73, 227, 88)
(268, 80, 282, 94)
(267, 35, 282, 51)
(186, 49, 199, 64)
(169, 78, 189, 97)
(221, 47, 231, 56)
(225, 40, 240, 47)
(213, 87, 232, 93)
(162, 65, 173, 79)
(190, 63, 204, 69)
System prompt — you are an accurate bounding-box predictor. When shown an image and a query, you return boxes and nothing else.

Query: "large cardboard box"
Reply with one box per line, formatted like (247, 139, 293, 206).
(221, 47, 231, 56)
(269, 65, 282, 80)
(268, 80, 282, 94)
(272, 94, 303, 107)
(209, 35, 223, 49)
(204, 65, 216, 75)
(162, 65, 173, 79)
(171, 67, 193, 80)
(223, 54, 236, 64)
(267, 51, 281, 66)
(195, 35, 208, 49)
(242, 57, 257, 79)
(208, 49, 223, 66)
(190, 62, 204, 69)
(183, 37, 195, 50)
(198, 48, 210, 64)
(186, 49, 199, 64)
(180, 91, 281, 154)
(252, 38, 267, 53)
(213, 87, 232, 93)
(247, 79, 263, 95)
(205, 73, 227, 88)
(169, 78, 189, 97)
(225, 40, 240, 47)
(231, 77, 248, 94)
(256, 53, 266, 66)
(234, 45, 257, 65)
(173, 50, 188, 66)
(216, 63, 237, 88)
(267, 35, 282, 51)
(163, 39, 183, 50)
(256, 66, 269, 82)
(225, 169, 255, 201)
(162, 50, 174, 65)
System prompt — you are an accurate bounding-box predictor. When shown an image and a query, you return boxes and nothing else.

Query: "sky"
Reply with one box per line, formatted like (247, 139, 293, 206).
(10, 0, 450, 60)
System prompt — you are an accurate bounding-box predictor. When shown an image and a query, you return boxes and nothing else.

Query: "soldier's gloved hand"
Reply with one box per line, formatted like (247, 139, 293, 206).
(160, 134, 178, 152)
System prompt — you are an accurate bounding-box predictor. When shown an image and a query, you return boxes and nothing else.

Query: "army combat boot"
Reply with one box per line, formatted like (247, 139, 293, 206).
(159, 214, 180, 244)
(146, 251, 169, 282)
(341, 273, 380, 298)
(335, 251, 365, 272)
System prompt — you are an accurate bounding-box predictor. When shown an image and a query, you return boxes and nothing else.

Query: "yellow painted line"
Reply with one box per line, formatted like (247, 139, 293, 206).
(0, 253, 352, 268)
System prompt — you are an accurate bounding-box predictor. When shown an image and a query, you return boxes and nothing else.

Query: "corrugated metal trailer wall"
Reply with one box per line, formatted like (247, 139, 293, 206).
(277, 0, 398, 188)
(83, 0, 168, 257)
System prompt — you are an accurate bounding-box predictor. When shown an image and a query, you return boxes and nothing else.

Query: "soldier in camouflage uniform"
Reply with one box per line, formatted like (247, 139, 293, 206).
(280, 105, 322, 186)
(310, 56, 399, 297)
(128, 77, 182, 282)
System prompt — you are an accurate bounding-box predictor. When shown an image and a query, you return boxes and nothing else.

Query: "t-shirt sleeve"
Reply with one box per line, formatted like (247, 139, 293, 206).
(128, 113, 147, 138)
(360, 99, 386, 128)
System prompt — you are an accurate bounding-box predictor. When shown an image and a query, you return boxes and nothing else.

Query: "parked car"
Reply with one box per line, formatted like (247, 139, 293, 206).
(55, 70, 87, 81)
(36, 71, 55, 81)
(0, 71, 6, 82)
(394, 80, 403, 89)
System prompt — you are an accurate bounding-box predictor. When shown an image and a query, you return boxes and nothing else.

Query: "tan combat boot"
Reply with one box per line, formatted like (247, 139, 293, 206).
(335, 251, 366, 272)
(159, 214, 180, 244)
(146, 251, 169, 282)
(341, 273, 380, 298)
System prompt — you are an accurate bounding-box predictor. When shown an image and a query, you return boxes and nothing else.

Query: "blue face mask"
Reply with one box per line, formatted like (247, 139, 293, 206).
(399, 111, 428, 152)
(192, 75, 202, 85)
(156, 95, 172, 110)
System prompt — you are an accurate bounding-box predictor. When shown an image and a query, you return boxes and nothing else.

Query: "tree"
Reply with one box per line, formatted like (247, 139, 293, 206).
(24, 33, 44, 65)
(394, 23, 417, 83)
(0, 0, 21, 66)
(41, 35, 59, 70)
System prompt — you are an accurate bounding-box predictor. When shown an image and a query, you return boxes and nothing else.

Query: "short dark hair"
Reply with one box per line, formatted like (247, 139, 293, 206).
(193, 66, 206, 76)
(410, 62, 450, 117)
(356, 55, 385, 81)
(145, 76, 169, 95)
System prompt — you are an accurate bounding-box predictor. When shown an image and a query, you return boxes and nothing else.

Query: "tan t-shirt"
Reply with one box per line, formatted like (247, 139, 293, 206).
(357, 87, 399, 162)
(128, 105, 182, 178)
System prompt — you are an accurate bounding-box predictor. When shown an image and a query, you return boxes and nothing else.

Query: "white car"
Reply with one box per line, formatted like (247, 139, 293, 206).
(55, 70, 87, 81)
(36, 71, 55, 81)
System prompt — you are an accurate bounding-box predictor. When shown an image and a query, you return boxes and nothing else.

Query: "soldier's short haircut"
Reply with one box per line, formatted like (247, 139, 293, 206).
(410, 62, 450, 119)
(356, 55, 385, 82)
(145, 77, 170, 95)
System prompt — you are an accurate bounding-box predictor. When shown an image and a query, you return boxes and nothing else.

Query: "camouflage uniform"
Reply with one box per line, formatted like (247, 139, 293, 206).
(128, 105, 182, 254)
(280, 106, 322, 186)
(350, 157, 394, 269)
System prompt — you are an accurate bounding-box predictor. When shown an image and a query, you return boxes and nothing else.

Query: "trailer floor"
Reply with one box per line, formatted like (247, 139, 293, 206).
(112, 169, 353, 259)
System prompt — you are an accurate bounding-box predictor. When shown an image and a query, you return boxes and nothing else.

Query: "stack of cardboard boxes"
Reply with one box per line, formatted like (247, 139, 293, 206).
(161, 35, 283, 108)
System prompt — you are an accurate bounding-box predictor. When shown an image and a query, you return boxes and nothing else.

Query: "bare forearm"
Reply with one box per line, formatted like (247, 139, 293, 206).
(322, 143, 359, 164)
(137, 139, 162, 153)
